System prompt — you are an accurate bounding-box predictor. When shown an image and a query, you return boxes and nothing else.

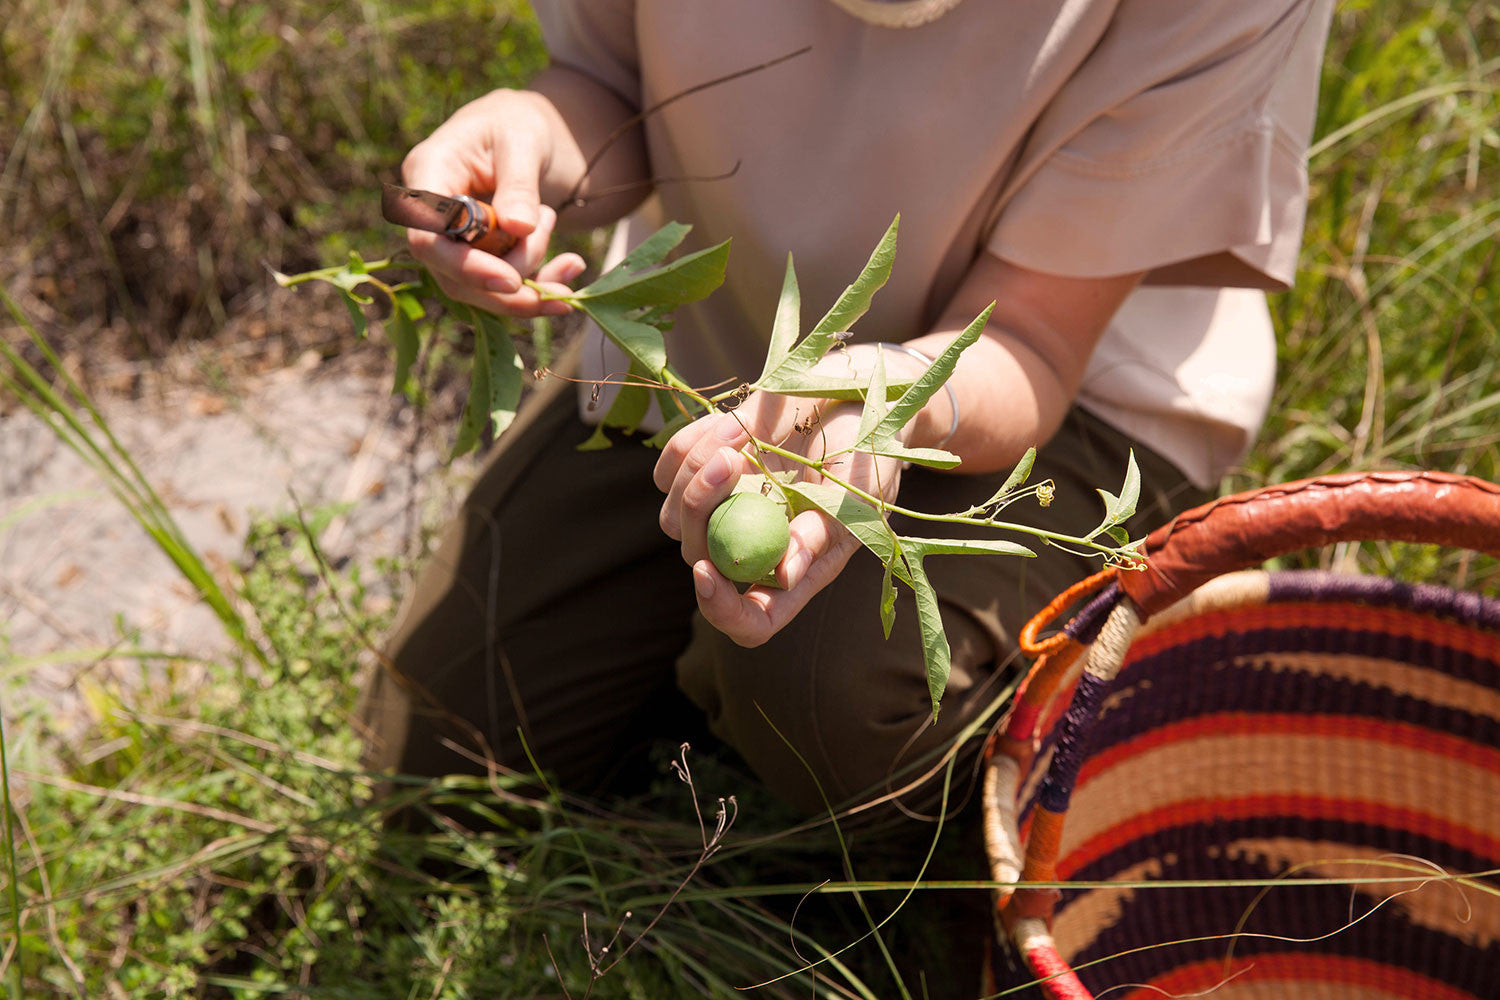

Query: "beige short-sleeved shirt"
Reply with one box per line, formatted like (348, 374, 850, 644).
(538, 0, 1333, 487)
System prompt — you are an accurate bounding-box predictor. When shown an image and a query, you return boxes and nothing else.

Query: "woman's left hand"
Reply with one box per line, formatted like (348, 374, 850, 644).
(653, 346, 920, 647)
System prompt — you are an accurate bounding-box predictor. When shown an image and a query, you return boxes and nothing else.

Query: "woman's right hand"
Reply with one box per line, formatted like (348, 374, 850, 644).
(401, 88, 587, 318)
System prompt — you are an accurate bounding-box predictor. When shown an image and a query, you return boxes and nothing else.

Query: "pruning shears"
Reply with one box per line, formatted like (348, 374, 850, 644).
(380, 182, 518, 257)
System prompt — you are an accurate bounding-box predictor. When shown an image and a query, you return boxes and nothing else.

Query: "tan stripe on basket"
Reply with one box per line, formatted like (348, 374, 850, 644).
(1059, 734, 1500, 862)
(1237, 651, 1500, 721)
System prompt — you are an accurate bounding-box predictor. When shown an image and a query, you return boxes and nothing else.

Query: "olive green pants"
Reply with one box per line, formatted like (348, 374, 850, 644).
(359, 363, 1208, 814)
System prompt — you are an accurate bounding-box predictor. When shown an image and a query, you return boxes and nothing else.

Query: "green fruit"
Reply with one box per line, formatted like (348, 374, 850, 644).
(706, 491, 791, 584)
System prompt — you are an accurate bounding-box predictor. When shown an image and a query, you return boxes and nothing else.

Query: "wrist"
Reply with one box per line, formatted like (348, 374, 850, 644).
(871, 342, 958, 451)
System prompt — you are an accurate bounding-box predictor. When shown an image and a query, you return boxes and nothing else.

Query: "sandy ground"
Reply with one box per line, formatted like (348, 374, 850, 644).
(0, 351, 475, 731)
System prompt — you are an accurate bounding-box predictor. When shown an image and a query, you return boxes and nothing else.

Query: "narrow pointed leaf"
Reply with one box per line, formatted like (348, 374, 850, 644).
(907, 555, 951, 722)
(572, 239, 730, 311)
(754, 371, 916, 400)
(854, 347, 890, 446)
(388, 306, 419, 396)
(340, 293, 368, 339)
(973, 447, 1036, 511)
(901, 536, 1035, 559)
(811, 215, 899, 335)
(782, 482, 913, 586)
(756, 253, 802, 383)
(865, 303, 992, 449)
(585, 222, 692, 296)
(477, 312, 523, 437)
(1117, 450, 1141, 522)
(452, 327, 492, 459)
(865, 443, 961, 470)
(879, 559, 897, 639)
(577, 302, 668, 375)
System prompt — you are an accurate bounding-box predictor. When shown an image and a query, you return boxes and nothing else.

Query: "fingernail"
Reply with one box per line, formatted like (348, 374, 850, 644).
(485, 275, 521, 294)
(694, 564, 716, 599)
(703, 449, 732, 487)
(715, 417, 744, 442)
(786, 549, 812, 588)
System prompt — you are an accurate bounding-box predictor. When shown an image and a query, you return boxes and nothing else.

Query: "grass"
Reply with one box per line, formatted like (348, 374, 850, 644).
(2, 0, 1499, 996)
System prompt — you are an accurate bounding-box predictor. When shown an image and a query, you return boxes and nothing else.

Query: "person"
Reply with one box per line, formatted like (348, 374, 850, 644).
(360, 0, 1335, 817)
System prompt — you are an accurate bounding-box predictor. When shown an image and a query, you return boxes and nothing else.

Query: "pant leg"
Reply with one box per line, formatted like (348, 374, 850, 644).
(676, 407, 1209, 815)
(359, 362, 701, 793)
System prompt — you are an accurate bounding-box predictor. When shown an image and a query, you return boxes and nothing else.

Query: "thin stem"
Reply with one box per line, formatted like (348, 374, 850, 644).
(749, 438, 1128, 559)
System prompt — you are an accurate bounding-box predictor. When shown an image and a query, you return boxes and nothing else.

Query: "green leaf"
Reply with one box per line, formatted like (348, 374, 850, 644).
(901, 536, 1035, 559)
(906, 555, 950, 723)
(752, 216, 901, 394)
(854, 346, 890, 446)
(388, 310, 418, 396)
(577, 423, 613, 452)
(878, 559, 897, 639)
(1091, 451, 1141, 540)
(452, 327, 491, 459)
(643, 409, 695, 449)
(577, 302, 668, 375)
(388, 291, 422, 397)
(531, 315, 554, 370)
(582, 223, 692, 297)
(572, 239, 730, 312)
(756, 253, 802, 383)
(863, 303, 992, 450)
(477, 312, 523, 438)
(863, 443, 961, 470)
(972, 447, 1036, 512)
(340, 293, 368, 339)
(811, 214, 899, 335)
(782, 482, 912, 586)
(1118, 450, 1141, 521)
(753, 371, 916, 401)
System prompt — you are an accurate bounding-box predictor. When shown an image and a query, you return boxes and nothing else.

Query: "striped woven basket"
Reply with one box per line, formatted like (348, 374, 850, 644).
(982, 472, 1500, 999)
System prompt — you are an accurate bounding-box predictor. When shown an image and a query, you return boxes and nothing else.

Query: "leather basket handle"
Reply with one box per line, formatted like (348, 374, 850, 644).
(1118, 471, 1500, 618)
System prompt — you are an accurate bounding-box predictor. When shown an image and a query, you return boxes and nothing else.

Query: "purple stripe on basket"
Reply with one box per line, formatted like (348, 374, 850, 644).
(1269, 570, 1500, 631)
(1065, 815, 1498, 893)
(1036, 670, 1112, 813)
(1086, 657, 1500, 757)
(1058, 850, 1500, 996)
(1062, 581, 1124, 646)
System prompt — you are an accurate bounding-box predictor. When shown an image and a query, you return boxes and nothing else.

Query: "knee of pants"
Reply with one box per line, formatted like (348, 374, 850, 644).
(677, 594, 1013, 815)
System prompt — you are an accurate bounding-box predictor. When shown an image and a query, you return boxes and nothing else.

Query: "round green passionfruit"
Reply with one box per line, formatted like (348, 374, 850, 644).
(706, 491, 791, 584)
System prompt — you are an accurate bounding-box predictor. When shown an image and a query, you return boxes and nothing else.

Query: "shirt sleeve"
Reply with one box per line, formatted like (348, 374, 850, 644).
(986, 0, 1333, 290)
(534, 0, 642, 109)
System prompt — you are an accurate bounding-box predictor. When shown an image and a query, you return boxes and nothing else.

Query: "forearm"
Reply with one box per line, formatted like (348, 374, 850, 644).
(526, 65, 651, 229)
(898, 255, 1146, 475)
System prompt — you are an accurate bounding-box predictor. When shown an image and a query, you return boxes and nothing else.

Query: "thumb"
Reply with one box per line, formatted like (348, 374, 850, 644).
(489, 129, 545, 238)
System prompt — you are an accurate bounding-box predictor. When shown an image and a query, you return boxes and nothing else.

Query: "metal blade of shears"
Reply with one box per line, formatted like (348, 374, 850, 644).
(381, 183, 468, 234)
(380, 183, 517, 257)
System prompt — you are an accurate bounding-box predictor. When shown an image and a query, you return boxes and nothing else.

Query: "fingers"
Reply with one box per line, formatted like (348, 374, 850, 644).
(655, 412, 751, 543)
(409, 206, 583, 318)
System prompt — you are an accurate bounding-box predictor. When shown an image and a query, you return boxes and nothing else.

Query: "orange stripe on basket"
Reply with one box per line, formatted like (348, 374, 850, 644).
(1024, 807, 1067, 881)
(1020, 567, 1118, 657)
(1058, 794, 1500, 881)
(1125, 951, 1484, 1000)
(1076, 714, 1500, 789)
(1124, 603, 1500, 666)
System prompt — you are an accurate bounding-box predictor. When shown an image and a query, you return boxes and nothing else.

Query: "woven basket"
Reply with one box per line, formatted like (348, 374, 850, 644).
(982, 472, 1500, 999)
